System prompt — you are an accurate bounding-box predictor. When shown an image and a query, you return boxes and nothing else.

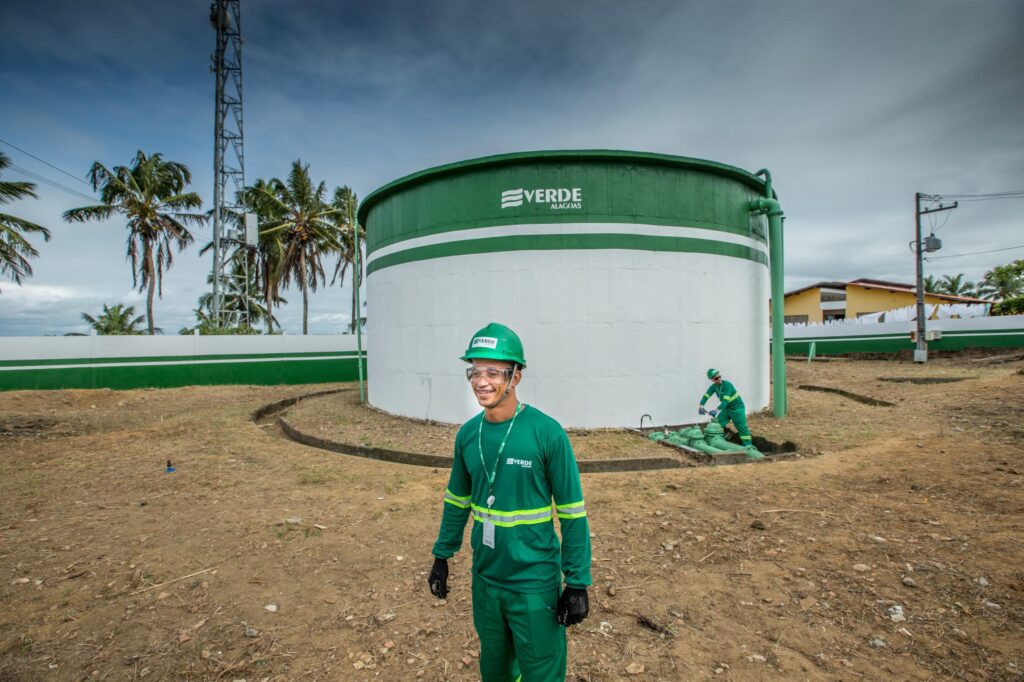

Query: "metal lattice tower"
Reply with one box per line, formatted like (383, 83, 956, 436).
(210, 0, 247, 325)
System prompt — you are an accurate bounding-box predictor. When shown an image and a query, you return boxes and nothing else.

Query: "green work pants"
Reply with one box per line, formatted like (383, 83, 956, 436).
(472, 577, 566, 682)
(717, 407, 752, 444)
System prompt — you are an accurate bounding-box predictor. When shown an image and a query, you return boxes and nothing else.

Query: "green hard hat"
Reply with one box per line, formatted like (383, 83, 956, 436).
(707, 368, 720, 380)
(461, 323, 526, 368)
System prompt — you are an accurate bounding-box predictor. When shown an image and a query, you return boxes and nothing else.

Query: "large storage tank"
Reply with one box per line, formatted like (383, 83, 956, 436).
(358, 150, 771, 429)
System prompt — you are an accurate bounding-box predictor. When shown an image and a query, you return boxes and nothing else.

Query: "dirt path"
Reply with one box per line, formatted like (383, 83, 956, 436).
(0, 358, 1021, 681)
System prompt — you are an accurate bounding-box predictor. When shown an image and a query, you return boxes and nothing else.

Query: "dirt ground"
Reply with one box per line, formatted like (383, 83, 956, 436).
(1, 355, 1022, 681)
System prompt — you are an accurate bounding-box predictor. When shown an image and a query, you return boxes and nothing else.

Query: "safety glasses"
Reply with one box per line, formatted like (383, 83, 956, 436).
(465, 367, 514, 383)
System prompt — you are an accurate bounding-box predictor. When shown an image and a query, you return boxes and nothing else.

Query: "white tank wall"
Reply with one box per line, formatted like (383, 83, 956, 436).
(367, 222, 769, 429)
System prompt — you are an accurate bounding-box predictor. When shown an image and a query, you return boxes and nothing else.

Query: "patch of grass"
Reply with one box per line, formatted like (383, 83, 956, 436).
(384, 475, 407, 495)
(297, 465, 338, 485)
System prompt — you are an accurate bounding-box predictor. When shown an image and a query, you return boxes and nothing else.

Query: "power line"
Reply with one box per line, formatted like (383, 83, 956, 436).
(925, 244, 1024, 261)
(7, 163, 97, 203)
(0, 137, 93, 187)
(936, 191, 1024, 203)
(936, 190, 1024, 198)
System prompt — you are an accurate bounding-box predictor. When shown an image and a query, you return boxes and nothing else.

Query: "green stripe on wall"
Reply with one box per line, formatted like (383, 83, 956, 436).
(0, 356, 367, 392)
(786, 328, 1024, 343)
(367, 233, 767, 275)
(784, 330, 1024, 355)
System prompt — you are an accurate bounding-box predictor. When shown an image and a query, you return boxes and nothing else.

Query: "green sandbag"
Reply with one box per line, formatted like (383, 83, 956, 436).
(676, 426, 705, 441)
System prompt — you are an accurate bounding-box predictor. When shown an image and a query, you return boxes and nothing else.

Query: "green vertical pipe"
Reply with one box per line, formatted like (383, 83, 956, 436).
(353, 221, 366, 404)
(751, 169, 786, 418)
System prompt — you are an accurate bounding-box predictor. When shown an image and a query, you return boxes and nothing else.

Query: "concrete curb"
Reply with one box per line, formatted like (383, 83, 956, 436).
(255, 391, 687, 473)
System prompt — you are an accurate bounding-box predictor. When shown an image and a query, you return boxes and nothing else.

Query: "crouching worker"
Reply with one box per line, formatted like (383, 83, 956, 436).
(428, 322, 592, 682)
(698, 367, 753, 447)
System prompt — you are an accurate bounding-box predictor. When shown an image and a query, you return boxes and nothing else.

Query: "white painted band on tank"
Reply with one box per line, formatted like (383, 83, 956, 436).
(366, 222, 767, 265)
(367, 247, 769, 429)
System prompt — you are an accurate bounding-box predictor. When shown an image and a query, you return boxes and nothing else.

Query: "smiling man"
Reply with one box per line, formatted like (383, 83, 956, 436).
(428, 322, 592, 682)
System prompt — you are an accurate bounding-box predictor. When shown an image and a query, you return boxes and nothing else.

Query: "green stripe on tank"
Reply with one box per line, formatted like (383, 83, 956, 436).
(359, 150, 771, 254)
(367, 233, 767, 275)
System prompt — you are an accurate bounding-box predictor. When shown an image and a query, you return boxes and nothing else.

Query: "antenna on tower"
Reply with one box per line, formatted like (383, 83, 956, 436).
(210, 0, 253, 327)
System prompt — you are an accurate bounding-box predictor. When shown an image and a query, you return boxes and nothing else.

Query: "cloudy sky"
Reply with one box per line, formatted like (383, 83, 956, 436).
(1, 0, 1021, 335)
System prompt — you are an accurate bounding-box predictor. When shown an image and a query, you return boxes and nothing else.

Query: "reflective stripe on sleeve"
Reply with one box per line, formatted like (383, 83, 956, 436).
(722, 393, 740, 402)
(556, 500, 587, 519)
(471, 504, 553, 527)
(702, 393, 711, 399)
(444, 489, 471, 509)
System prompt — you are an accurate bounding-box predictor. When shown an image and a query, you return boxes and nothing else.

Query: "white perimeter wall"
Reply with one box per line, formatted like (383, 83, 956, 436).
(367, 245, 769, 429)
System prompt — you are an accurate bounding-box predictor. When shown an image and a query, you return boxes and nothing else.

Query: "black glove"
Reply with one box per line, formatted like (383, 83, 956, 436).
(556, 586, 589, 626)
(428, 557, 449, 598)
(698, 406, 707, 415)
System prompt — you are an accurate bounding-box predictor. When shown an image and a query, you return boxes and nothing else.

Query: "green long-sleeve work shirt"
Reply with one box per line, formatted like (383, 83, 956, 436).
(700, 380, 745, 412)
(432, 404, 592, 593)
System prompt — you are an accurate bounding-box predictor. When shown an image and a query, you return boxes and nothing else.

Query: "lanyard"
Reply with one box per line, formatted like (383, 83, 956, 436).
(477, 403, 524, 506)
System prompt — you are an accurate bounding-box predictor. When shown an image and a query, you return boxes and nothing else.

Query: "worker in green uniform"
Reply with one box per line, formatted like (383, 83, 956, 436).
(428, 322, 592, 682)
(698, 367, 753, 447)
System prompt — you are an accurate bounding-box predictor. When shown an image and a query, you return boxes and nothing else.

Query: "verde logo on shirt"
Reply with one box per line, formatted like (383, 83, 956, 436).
(506, 457, 532, 469)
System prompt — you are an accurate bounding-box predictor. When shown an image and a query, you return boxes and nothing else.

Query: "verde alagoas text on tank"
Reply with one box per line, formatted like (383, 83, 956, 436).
(358, 150, 785, 429)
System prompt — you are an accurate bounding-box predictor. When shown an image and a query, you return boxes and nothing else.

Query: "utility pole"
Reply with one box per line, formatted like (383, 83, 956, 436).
(913, 193, 957, 363)
(210, 0, 248, 327)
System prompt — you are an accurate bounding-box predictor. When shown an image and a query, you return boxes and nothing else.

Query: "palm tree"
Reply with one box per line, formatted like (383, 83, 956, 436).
(0, 151, 51, 291)
(81, 303, 153, 335)
(329, 185, 361, 333)
(63, 151, 206, 334)
(196, 261, 282, 330)
(978, 262, 1023, 301)
(253, 161, 343, 334)
(922, 274, 940, 294)
(937, 273, 975, 297)
(241, 178, 287, 334)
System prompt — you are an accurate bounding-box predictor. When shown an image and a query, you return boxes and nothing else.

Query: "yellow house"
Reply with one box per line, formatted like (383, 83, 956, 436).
(782, 278, 987, 324)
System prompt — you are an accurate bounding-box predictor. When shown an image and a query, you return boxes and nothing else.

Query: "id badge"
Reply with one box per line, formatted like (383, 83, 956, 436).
(482, 519, 496, 548)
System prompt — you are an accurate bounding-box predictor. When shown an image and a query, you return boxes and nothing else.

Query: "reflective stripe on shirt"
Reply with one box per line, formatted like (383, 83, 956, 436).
(471, 504, 553, 527)
(444, 489, 471, 509)
(556, 500, 587, 519)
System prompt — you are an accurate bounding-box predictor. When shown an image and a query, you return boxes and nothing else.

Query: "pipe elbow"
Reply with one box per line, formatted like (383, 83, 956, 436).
(749, 197, 783, 216)
(754, 168, 773, 199)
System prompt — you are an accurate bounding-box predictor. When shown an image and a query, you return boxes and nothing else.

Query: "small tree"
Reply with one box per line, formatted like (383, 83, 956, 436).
(990, 295, 1024, 316)
(81, 303, 154, 335)
(978, 261, 1024, 301)
(937, 273, 975, 297)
